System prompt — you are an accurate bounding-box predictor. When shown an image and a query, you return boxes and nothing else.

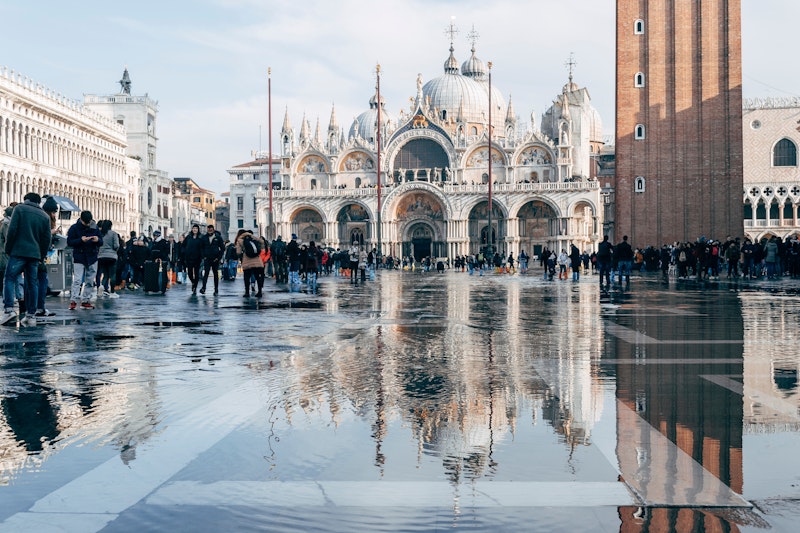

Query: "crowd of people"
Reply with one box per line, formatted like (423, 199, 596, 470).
(4, 193, 800, 327)
(1, 199, 394, 326)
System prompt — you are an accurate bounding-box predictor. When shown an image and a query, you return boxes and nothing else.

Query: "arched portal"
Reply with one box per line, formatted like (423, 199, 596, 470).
(337, 203, 371, 245)
(517, 200, 557, 258)
(290, 208, 324, 244)
(405, 222, 434, 261)
(468, 201, 506, 254)
(395, 191, 446, 259)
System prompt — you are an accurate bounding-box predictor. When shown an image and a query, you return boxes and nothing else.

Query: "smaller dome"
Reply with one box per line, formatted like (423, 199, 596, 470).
(461, 48, 487, 81)
(443, 45, 459, 74)
(349, 90, 395, 142)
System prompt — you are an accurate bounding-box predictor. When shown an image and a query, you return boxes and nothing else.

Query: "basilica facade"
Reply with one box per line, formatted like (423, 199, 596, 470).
(251, 38, 605, 260)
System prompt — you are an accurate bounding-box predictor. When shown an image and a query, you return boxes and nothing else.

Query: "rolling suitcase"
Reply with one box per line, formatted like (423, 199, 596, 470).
(143, 261, 167, 294)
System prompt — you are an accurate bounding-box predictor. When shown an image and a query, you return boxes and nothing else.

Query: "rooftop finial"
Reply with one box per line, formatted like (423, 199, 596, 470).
(467, 25, 480, 52)
(444, 16, 459, 50)
(565, 52, 577, 85)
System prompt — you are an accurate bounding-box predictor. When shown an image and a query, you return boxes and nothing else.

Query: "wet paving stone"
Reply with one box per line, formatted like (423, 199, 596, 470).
(2, 272, 800, 531)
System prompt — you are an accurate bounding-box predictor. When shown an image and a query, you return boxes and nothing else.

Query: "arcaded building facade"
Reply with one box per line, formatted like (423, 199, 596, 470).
(742, 98, 800, 242)
(615, 0, 744, 246)
(251, 34, 605, 260)
(0, 66, 133, 229)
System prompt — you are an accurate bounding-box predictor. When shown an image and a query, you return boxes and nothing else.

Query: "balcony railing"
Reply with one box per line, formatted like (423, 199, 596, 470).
(259, 180, 599, 200)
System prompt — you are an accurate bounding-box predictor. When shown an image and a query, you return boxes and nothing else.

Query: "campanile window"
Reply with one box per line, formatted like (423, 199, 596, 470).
(634, 19, 645, 34)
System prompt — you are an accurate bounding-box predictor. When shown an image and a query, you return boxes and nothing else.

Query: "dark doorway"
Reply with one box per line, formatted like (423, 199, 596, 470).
(412, 238, 432, 260)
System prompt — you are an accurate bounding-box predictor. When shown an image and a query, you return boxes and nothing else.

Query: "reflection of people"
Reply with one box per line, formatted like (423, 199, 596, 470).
(2, 343, 59, 451)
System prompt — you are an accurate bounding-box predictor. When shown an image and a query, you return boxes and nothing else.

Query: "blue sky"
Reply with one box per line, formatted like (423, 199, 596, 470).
(1, 0, 794, 193)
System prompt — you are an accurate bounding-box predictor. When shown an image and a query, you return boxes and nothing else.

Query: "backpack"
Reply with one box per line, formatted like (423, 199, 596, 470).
(271, 240, 286, 260)
(678, 250, 687, 262)
(243, 236, 260, 258)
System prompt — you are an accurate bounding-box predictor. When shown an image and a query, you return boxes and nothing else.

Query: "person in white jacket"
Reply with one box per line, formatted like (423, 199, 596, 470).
(557, 249, 569, 280)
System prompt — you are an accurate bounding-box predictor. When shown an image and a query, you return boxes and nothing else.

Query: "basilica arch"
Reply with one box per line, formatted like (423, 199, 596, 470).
(462, 144, 507, 185)
(516, 199, 558, 258)
(289, 207, 325, 244)
(336, 202, 372, 246)
(384, 125, 456, 185)
(467, 200, 507, 255)
(393, 190, 447, 259)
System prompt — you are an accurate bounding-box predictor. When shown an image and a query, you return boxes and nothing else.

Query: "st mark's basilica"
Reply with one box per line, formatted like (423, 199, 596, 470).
(256, 30, 605, 260)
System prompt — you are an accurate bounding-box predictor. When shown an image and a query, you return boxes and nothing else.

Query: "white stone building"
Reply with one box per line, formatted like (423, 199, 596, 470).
(226, 153, 281, 242)
(742, 98, 800, 242)
(84, 68, 171, 237)
(252, 34, 604, 259)
(0, 67, 132, 229)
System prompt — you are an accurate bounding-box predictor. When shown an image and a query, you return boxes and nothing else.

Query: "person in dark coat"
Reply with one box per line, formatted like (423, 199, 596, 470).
(569, 244, 582, 281)
(182, 225, 203, 294)
(2, 193, 52, 325)
(199, 224, 225, 295)
(66, 210, 102, 310)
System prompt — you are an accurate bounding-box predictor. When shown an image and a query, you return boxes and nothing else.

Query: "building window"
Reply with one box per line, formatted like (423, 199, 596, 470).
(237, 174, 243, 180)
(253, 197, 257, 210)
(236, 196, 244, 210)
(237, 219, 244, 228)
(147, 187, 153, 208)
(635, 176, 645, 193)
(634, 72, 645, 87)
(253, 219, 258, 229)
(634, 19, 645, 34)
(773, 138, 798, 167)
(635, 124, 645, 140)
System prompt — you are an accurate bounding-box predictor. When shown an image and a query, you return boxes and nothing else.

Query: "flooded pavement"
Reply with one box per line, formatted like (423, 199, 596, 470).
(1, 271, 800, 532)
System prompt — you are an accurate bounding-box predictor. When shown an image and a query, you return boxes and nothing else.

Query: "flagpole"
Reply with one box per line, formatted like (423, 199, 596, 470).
(487, 61, 493, 257)
(376, 63, 382, 262)
(268, 67, 274, 240)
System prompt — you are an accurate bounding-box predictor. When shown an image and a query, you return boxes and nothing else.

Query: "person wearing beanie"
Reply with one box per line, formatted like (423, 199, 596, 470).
(2, 193, 52, 326)
(42, 196, 58, 215)
(181, 224, 204, 294)
(66, 210, 102, 310)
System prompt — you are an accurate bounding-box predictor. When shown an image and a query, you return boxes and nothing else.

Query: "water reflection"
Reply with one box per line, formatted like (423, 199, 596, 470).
(0, 333, 163, 484)
(270, 274, 606, 485)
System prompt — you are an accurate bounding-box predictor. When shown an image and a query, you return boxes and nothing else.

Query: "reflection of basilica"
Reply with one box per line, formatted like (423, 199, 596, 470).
(273, 274, 604, 481)
(256, 25, 604, 259)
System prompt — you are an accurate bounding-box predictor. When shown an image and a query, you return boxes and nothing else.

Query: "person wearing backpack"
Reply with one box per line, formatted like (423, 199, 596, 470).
(236, 230, 264, 298)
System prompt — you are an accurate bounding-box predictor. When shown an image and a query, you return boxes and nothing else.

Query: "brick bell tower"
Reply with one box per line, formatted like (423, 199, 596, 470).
(615, 0, 744, 246)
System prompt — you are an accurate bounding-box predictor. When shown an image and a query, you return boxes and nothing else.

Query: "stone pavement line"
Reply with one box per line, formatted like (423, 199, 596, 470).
(145, 480, 635, 508)
(604, 322, 743, 345)
(0, 383, 266, 533)
(616, 400, 751, 508)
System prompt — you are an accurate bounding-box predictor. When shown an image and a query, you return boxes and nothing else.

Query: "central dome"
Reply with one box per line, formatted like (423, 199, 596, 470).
(422, 45, 506, 126)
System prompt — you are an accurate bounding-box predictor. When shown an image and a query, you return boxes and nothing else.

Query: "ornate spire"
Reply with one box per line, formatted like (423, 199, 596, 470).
(282, 106, 292, 133)
(505, 94, 516, 125)
(314, 117, 323, 146)
(328, 103, 338, 133)
(299, 113, 309, 141)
